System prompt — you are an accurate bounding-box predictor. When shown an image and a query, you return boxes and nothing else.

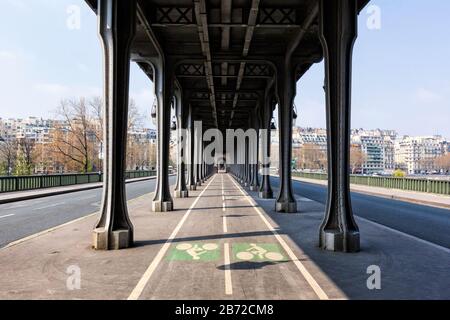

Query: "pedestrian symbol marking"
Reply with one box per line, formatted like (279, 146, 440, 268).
(167, 243, 220, 261)
(233, 243, 286, 262)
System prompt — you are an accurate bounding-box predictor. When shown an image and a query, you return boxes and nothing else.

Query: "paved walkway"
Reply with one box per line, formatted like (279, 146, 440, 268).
(0, 173, 448, 300)
(292, 176, 450, 209)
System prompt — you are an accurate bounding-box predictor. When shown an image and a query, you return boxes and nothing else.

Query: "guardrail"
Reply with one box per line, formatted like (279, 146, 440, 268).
(0, 170, 156, 194)
(292, 172, 450, 196)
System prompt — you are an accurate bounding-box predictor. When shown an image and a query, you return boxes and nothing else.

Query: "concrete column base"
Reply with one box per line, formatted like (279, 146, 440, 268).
(189, 185, 197, 191)
(244, 182, 249, 187)
(320, 230, 360, 253)
(175, 190, 189, 198)
(196, 181, 202, 186)
(259, 190, 273, 199)
(92, 228, 132, 250)
(249, 185, 259, 191)
(275, 201, 297, 213)
(152, 200, 174, 212)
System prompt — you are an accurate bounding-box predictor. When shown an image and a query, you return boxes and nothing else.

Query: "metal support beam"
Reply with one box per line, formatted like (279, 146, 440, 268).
(259, 89, 274, 199)
(93, 0, 136, 250)
(275, 59, 297, 213)
(152, 58, 174, 212)
(174, 85, 189, 198)
(319, 0, 360, 253)
(188, 104, 197, 190)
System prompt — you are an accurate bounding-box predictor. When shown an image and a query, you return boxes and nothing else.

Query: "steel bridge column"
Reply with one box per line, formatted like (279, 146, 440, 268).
(319, 0, 360, 252)
(93, 0, 136, 250)
(275, 60, 297, 213)
(174, 88, 189, 198)
(259, 91, 274, 199)
(195, 122, 202, 186)
(250, 113, 260, 191)
(152, 60, 175, 212)
(188, 106, 197, 191)
(244, 138, 250, 187)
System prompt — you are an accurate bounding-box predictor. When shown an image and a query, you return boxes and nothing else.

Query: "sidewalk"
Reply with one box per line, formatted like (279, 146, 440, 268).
(292, 176, 450, 209)
(0, 173, 448, 300)
(0, 176, 158, 205)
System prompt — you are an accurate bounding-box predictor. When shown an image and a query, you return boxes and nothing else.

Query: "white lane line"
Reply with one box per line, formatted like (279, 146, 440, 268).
(0, 214, 14, 219)
(223, 216, 228, 233)
(222, 201, 226, 212)
(224, 243, 233, 295)
(32, 202, 66, 211)
(128, 175, 217, 300)
(78, 195, 97, 200)
(228, 174, 329, 300)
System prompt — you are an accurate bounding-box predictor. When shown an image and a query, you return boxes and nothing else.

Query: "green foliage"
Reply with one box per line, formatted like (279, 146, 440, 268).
(393, 169, 406, 178)
(0, 162, 7, 176)
(14, 153, 33, 176)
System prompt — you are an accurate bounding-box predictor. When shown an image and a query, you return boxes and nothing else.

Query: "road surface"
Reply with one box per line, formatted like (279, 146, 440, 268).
(0, 175, 449, 249)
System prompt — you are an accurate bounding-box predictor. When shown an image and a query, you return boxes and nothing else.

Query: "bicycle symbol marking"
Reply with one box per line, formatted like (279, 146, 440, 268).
(235, 243, 284, 262)
(175, 243, 219, 260)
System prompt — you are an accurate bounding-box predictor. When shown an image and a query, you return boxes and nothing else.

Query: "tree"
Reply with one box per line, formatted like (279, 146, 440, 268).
(0, 138, 18, 176)
(298, 143, 327, 170)
(350, 145, 367, 174)
(17, 137, 36, 174)
(434, 154, 450, 173)
(51, 98, 100, 173)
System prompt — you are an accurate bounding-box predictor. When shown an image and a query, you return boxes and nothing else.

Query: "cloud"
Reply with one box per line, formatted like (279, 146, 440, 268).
(3, 0, 30, 11)
(415, 88, 443, 103)
(33, 83, 70, 96)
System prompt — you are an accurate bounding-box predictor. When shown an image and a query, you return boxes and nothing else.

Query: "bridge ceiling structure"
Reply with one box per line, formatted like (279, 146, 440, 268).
(87, 0, 368, 131)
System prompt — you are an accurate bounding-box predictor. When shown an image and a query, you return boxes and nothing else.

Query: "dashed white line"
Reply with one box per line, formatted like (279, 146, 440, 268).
(228, 174, 329, 300)
(0, 214, 14, 219)
(223, 216, 228, 233)
(32, 202, 66, 211)
(224, 243, 233, 295)
(128, 175, 217, 300)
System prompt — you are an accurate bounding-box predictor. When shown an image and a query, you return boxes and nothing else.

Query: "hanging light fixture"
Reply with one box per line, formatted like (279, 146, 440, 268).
(270, 117, 276, 130)
(171, 115, 177, 131)
(292, 103, 298, 127)
(151, 98, 157, 125)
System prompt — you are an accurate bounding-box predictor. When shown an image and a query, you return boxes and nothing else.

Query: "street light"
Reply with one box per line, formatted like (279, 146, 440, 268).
(293, 103, 298, 127)
(270, 117, 277, 130)
(151, 98, 157, 125)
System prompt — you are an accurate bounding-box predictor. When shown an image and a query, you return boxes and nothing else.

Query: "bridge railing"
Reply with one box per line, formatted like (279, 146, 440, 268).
(0, 170, 156, 194)
(292, 172, 450, 196)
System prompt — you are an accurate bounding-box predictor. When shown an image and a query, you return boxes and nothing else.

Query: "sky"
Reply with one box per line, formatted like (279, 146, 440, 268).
(0, 0, 449, 137)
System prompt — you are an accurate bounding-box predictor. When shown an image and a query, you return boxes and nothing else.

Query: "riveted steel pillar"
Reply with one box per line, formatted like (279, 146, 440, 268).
(319, 0, 360, 252)
(174, 87, 189, 198)
(152, 58, 174, 212)
(275, 60, 297, 213)
(93, 0, 136, 250)
(195, 121, 202, 186)
(244, 138, 250, 187)
(259, 90, 274, 199)
(250, 113, 260, 191)
(188, 105, 197, 191)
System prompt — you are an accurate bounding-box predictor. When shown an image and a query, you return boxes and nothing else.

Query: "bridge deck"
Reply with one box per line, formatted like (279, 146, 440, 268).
(0, 173, 448, 300)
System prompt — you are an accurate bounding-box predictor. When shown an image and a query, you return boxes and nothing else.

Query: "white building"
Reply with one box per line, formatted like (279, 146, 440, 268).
(395, 135, 447, 174)
(351, 129, 397, 174)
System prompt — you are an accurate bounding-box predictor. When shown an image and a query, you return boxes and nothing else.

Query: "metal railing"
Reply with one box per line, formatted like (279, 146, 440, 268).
(0, 170, 156, 194)
(292, 172, 450, 196)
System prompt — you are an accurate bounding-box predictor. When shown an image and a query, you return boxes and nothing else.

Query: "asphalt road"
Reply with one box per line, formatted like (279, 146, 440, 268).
(0, 175, 449, 249)
(0, 176, 177, 248)
(270, 177, 450, 249)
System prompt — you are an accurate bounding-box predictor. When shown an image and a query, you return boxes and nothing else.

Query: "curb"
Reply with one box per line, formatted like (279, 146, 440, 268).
(0, 175, 161, 205)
